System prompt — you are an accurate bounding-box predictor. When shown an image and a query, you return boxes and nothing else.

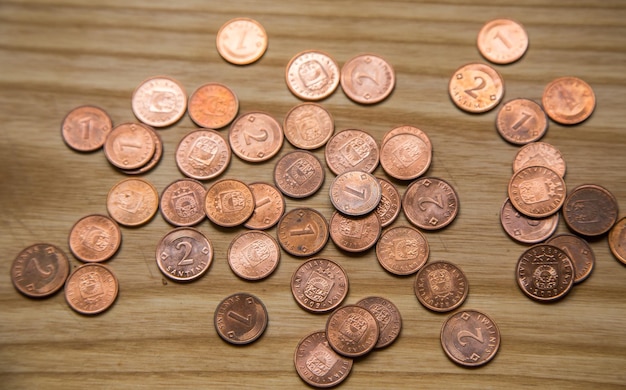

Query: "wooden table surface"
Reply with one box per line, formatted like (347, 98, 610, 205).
(1, 1, 625, 389)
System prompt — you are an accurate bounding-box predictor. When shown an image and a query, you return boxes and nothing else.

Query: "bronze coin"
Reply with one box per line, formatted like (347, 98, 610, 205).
(273, 150, 325, 198)
(188, 82, 239, 129)
(121, 124, 163, 175)
(477, 18, 529, 64)
(516, 244, 574, 302)
(329, 170, 381, 216)
(562, 184, 619, 237)
(380, 131, 432, 180)
(500, 197, 559, 244)
(204, 179, 255, 227)
(285, 50, 340, 101)
(291, 258, 348, 313)
(214, 292, 268, 345)
(508, 165, 566, 218)
(402, 177, 460, 230)
(131, 75, 187, 127)
(512, 141, 566, 178)
(155, 227, 213, 282)
(325, 304, 379, 358)
(61, 105, 112, 152)
(340, 53, 395, 104)
(376, 225, 429, 276)
(64, 263, 119, 315)
(448, 62, 504, 113)
(103, 122, 156, 170)
(159, 178, 207, 227)
(329, 211, 381, 253)
(175, 128, 231, 180)
(244, 182, 285, 230)
(609, 217, 626, 265)
(440, 310, 501, 367)
(277, 208, 329, 257)
(216, 18, 268, 65)
(375, 177, 402, 227)
(414, 260, 469, 312)
(229, 111, 284, 162)
(381, 125, 432, 152)
(542, 76, 596, 125)
(283, 102, 335, 150)
(68, 214, 122, 262)
(227, 230, 280, 281)
(355, 296, 402, 349)
(293, 330, 353, 388)
(107, 178, 159, 226)
(495, 98, 548, 145)
(546, 234, 595, 284)
(324, 129, 379, 175)
(11, 243, 70, 298)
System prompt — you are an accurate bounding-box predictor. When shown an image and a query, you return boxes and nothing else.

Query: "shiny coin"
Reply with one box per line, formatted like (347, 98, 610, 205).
(355, 296, 402, 349)
(402, 177, 459, 230)
(500, 197, 559, 244)
(329, 170, 381, 216)
(340, 53, 395, 104)
(107, 178, 159, 226)
(324, 129, 379, 175)
(229, 111, 283, 162)
(103, 122, 156, 170)
(449, 62, 504, 113)
(214, 292, 268, 345)
(542, 76, 595, 125)
(414, 260, 468, 312)
(291, 258, 348, 313)
(512, 141, 566, 178)
(64, 263, 119, 315)
(204, 179, 255, 227)
(120, 124, 163, 175)
(11, 243, 70, 298)
(216, 18, 268, 65)
(175, 128, 231, 180)
(380, 131, 432, 180)
(477, 18, 529, 64)
(495, 98, 548, 145)
(283, 102, 334, 150)
(68, 214, 121, 262)
(329, 211, 381, 253)
(374, 177, 402, 227)
(325, 304, 379, 358)
(156, 227, 213, 282)
(228, 230, 280, 281)
(440, 310, 501, 367)
(508, 166, 566, 218)
(61, 105, 112, 152)
(285, 50, 340, 101)
(188, 82, 239, 129)
(131, 75, 187, 127)
(244, 182, 285, 230)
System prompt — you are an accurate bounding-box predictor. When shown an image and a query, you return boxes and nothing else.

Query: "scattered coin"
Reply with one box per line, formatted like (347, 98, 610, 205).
(131, 75, 187, 127)
(216, 18, 268, 65)
(495, 98, 548, 145)
(547, 233, 595, 284)
(273, 150, 325, 198)
(608, 217, 626, 265)
(61, 105, 112, 152)
(542, 76, 596, 125)
(512, 141, 566, 178)
(374, 177, 402, 227)
(244, 182, 285, 230)
(228, 230, 280, 281)
(414, 260, 469, 312)
(562, 184, 618, 237)
(103, 122, 156, 170)
(277, 208, 329, 257)
(515, 244, 574, 302)
(376, 225, 429, 276)
(175, 128, 231, 180)
(340, 53, 395, 104)
(204, 179, 255, 227)
(229, 111, 284, 162)
(159, 178, 207, 227)
(507, 165, 566, 218)
(188, 82, 239, 129)
(329, 211, 381, 253)
(107, 178, 159, 226)
(477, 18, 529, 64)
(285, 50, 340, 101)
(380, 131, 432, 180)
(500, 197, 559, 244)
(293, 330, 353, 388)
(283, 102, 334, 150)
(64, 263, 119, 315)
(155, 227, 213, 282)
(440, 310, 501, 367)
(325, 304, 379, 358)
(402, 177, 460, 230)
(329, 170, 381, 216)
(214, 292, 268, 345)
(448, 62, 504, 113)
(120, 124, 163, 175)
(291, 258, 348, 313)
(355, 296, 402, 349)
(68, 214, 122, 262)
(381, 125, 432, 151)
(11, 243, 70, 298)
(324, 129, 379, 175)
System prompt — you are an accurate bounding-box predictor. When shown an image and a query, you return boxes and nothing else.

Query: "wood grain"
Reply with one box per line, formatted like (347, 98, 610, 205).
(1, 1, 626, 389)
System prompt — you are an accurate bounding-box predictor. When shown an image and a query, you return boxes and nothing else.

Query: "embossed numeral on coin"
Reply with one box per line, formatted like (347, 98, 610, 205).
(457, 327, 484, 346)
(512, 112, 532, 130)
(493, 31, 512, 49)
(418, 195, 443, 210)
(243, 128, 268, 145)
(344, 185, 366, 199)
(79, 118, 92, 140)
(30, 257, 55, 277)
(291, 223, 315, 236)
(228, 310, 252, 326)
(175, 241, 194, 266)
(354, 70, 379, 86)
(464, 76, 486, 99)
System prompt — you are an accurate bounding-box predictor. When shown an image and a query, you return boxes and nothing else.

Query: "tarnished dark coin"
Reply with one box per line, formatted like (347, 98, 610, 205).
(214, 292, 268, 345)
(291, 258, 348, 313)
(155, 227, 213, 282)
(440, 310, 501, 367)
(609, 217, 626, 265)
(546, 233, 595, 284)
(159, 178, 207, 227)
(274, 150, 325, 198)
(293, 330, 353, 388)
(414, 260, 468, 312)
(11, 243, 70, 298)
(516, 244, 574, 302)
(355, 296, 402, 349)
(277, 208, 329, 257)
(325, 304, 379, 358)
(562, 184, 618, 237)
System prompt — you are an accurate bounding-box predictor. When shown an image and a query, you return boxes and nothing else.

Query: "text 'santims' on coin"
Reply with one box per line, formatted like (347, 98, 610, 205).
(285, 50, 340, 101)
(374, 177, 402, 227)
(131, 75, 187, 127)
(68, 214, 122, 263)
(516, 244, 574, 302)
(291, 258, 348, 313)
(355, 296, 402, 349)
(477, 18, 529, 64)
(176, 129, 231, 180)
(293, 330, 353, 388)
(449, 62, 504, 113)
(216, 18, 268, 65)
(156, 227, 213, 282)
(214, 292, 268, 345)
(204, 179, 255, 227)
(414, 260, 468, 312)
(277, 208, 329, 257)
(513, 141, 566, 178)
(160, 178, 207, 227)
(188, 82, 239, 129)
(440, 310, 501, 367)
(562, 184, 618, 237)
(402, 177, 459, 230)
(11, 243, 70, 298)
(507, 166, 566, 219)
(274, 150, 325, 198)
(542, 76, 596, 125)
(64, 263, 119, 315)
(324, 129, 379, 175)
(340, 53, 395, 104)
(325, 304, 379, 358)
(61, 105, 112, 152)
(107, 178, 159, 227)
(228, 230, 280, 281)
(376, 225, 429, 276)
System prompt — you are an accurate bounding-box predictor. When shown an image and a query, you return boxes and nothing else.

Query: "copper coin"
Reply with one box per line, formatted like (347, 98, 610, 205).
(329, 170, 381, 216)
(375, 177, 401, 227)
(121, 124, 163, 175)
(547, 234, 595, 284)
(244, 182, 285, 230)
(64, 263, 119, 315)
(293, 330, 353, 388)
(329, 211, 381, 253)
(414, 260, 469, 312)
(273, 150, 325, 198)
(61, 105, 112, 152)
(513, 141, 566, 178)
(402, 177, 460, 230)
(380, 132, 432, 180)
(291, 258, 348, 313)
(204, 179, 255, 227)
(516, 244, 574, 302)
(229, 111, 284, 162)
(440, 310, 501, 367)
(508, 166, 566, 218)
(175, 128, 231, 180)
(562, 184, 619, 237)
(103, 122, 156, 170)
(355, 296, 402, 349)
(376, 225, 429, 276)
(131, 75, 187, 127)
(495, 98, 548, 145)
(68, 214, 122, 262)
(500, 197, 559, 244)
(381, 125, 432, 152)
(11, 243, 70, 298)
(325, 304, 379, 358)
(107, 178, 159, 226)
(214, 292, 268, 345)
(542, 76, 596, 125)
(159, 178, 207, 227)
(228, 230, 280, 281)
(277, 208, 329, 257)
(283, 102, 334, 150)
(609, 217, 626, 265)
(285, 50, 340, 101)
(188, 82, 239, 129)
(448, 62, 504, 113)
(477, 18, 529, 64)
(155, 227, 213, 282)
(216, 18, 268, 65)
(324, 129, 379, 175)
(340, 53, 395, 104)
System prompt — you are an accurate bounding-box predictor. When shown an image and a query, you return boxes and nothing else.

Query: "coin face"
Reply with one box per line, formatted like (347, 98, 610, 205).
(329, 211, 381, 253)
(277, 208, 329, 257)
(214, 292, 268, 345)
(11, 243, 70, 298)
(477, 18, 529, 64)
(374, 177, 401, 227)
(324, 129, 379, 175)
(340, 53, 395, 104)
(291, 258, 348, 313)
(64, 263, 119, 315)
(229, 111, 284, 162)
(513, 141, 566, 178)
(131, 75, 187, 127)
(547, 234, 595, 284)
(293, 330, 353, 388)
(155, 227, 213, 282)
(380, 131, 432, 180)
(440, 310, 501, 367)
(516, 244, 574, 302)
(175, 129, 231, 180)
(508, 166, 566, 218)
(414, 260, 468, 312)
(159, 179, 207, 227)
(216, 18, 268, 65)
(68, 214, 122, 262)
(500, 197, 559, 244)
(562, 184, 618, 237)
(204, 179, 255, 227)
(61, 105, 112, 152)
(542, 76, 596, 125)
(103, 122, 156, 170)
(283, 103, 334, 150)
(188, 82, 239, 129)
(376, 225, 429, 276)
(228, 230, 280, 281)
(609, 217, 626, 265)
(495, 98, 548, 145)
(402, 177, 460, 230)
(285, 50, 340, 101)
(448, 62, 504, 113)
(107, 178, 159, 226)
(329, 170, 381, 216)
(243, 182, 285, 230)
(355, 296, 402, 349)
(273, 150, 325, 198)
(325, 304, 379, 358)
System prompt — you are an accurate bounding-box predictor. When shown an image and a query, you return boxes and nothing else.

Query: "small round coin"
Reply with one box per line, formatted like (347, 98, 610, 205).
(120, 124, 163, 175)
(107, 178, 159, 226)
(507, 166, 566, 218)
(562, 184, 618, 237)
(244, 182, 285, 230)
(402, 177, 460, 230)
(188, 82, 239, 129)
(500, 197, 559, 244)
(291, 258, 348, 313)
(131, 75, 187, 127)
(440, 310, 501, 367)
(216, 18, 268, 65)
(283, 102, 334, 149)
(495, 98, 548, 145)
(64, 263, 119, 315)
(273, 150, 325, 198)
(329, 170, 381, 216)
(228, 230, 280, 281)
(355, 296, 402, 349)
(159, 178, 207, 227)
(285, 50, 340, 101)
(380, 131, 432, 180)
(329, 211, 381, 253)
(448, 62, 504, 113)
(11, 243, 70, 298)
(277, 208, 329, 257)
(61, 105, 112, 152)
(546, 233, 595, 284)
(325, 304, 379, 358)
(542, 76, 596, 125)
(513, 141, 566, 178)
(156, 227, 213, 282)
(68, 214, 122, 262)
(175, 128, 231, 180)
(325, 129, 379, 175)
(609, 217, 626, 265)
(214, 292, 268, 345)
(374, 177, 402, 227)
(516, 244, 574, 302)
(103, 122, 156, 170)
(204, 179, 255, 227)
(340, 53, 395, 104)
(477, 18, 529, 64)
(414, 260, 469, 312)
(376, 225, 429, 276)
(229, 111, 284, 162)
(294, 330, 353, 388)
